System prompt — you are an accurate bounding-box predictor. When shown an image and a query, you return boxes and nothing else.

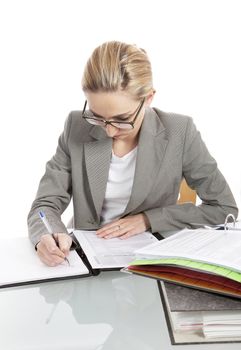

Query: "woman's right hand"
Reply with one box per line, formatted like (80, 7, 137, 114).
(36, 233, 72, 266)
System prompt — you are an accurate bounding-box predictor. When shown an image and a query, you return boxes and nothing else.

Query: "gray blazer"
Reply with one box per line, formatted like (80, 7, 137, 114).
(28, 107, 238, 246)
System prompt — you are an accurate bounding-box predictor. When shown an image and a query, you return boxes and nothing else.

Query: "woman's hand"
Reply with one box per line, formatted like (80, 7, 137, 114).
(96, 213, 150, 239)
(36, 233, 72, 266)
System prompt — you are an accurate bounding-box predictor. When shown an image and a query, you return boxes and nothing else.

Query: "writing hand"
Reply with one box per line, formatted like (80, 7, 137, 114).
(96, 213, 150, 239)
(36, 233, 72, 266)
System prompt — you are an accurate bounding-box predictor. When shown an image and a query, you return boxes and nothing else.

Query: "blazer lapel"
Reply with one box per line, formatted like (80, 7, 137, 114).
(123, 108, 168, 215)
(84, 108, 168, 219)
(84, 127, 112, 219)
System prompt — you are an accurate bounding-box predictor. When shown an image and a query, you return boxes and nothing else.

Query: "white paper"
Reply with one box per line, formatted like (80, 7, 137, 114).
(134, 228, 241, 273)
(74, 230, 158, 269)
(203, 311, 241, 338)
(0, 237, 89, 287)
(203, 311, 241, 325)
(171, 312, 203, 332)
(171, 310, 241, 338)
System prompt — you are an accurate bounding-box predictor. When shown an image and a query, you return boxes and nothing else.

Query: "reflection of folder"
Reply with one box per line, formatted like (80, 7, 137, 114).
(0, 230, 157, 289)
(159, 281, 241, 344)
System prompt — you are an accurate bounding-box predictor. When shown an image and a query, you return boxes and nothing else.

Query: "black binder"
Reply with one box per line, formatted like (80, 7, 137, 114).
(0, 230, 157, 288)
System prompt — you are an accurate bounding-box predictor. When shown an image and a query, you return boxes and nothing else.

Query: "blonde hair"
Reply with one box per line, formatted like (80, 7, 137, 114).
(82, 41, 153, 100)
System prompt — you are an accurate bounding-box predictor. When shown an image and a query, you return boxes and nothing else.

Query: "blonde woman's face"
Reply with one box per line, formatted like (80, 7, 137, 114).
(84, 91, 151, 141)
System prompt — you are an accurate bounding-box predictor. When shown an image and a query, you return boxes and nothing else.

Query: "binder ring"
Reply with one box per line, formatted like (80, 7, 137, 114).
(224, 213, 236, 230)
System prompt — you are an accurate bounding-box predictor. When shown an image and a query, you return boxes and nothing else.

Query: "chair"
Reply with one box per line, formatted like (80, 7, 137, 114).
(178, 178, 196, 204)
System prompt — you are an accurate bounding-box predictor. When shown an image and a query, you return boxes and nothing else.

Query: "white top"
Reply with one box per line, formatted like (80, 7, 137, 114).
(100, 147, 137, 225)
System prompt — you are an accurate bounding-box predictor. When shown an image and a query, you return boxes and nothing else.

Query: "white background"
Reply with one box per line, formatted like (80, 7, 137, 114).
(0, 0, 240, 238)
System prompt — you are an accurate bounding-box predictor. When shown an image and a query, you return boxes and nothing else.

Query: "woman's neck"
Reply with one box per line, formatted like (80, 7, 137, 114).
(112, 138, 138, 157)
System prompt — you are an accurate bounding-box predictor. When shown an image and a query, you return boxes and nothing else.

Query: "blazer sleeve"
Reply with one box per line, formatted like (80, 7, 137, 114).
(27, 114, 73, 246)
(144, 117, 238, 233)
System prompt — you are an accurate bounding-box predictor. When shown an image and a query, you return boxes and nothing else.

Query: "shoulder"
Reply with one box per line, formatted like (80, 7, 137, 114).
(65, 110, 88, 131)
(63, 110, 95, 142)
(153, 107, 193, 128)
(148, 107, 197, 139)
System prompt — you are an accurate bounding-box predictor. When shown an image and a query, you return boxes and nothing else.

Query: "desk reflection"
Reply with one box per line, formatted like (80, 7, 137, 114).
(39, 272, 162, 349)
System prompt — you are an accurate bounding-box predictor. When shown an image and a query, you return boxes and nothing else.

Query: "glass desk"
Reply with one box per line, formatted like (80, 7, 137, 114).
(0, 271, 241, 349)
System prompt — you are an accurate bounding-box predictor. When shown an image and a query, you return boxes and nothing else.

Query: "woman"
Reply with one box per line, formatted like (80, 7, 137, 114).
(28, 41, 238, 266)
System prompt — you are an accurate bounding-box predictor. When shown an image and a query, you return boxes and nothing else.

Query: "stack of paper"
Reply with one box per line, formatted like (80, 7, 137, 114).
(127, 228, 241, 298)
(203, 311, 241, 339)
(159, 281, 241, 344)
(171, 311, 203, 332)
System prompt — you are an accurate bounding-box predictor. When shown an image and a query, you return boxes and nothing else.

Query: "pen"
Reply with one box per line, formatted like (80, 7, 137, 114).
(38, 211, 70, 265)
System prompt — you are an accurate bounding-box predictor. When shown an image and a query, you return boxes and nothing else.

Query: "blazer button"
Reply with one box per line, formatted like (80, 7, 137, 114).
(87, 218, 95, 224)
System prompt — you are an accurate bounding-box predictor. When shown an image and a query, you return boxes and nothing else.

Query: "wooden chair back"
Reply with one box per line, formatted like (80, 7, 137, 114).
(178, 178, 196, 204)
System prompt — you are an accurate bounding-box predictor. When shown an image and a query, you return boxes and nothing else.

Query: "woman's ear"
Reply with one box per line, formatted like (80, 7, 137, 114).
(145, 90, 156, 106)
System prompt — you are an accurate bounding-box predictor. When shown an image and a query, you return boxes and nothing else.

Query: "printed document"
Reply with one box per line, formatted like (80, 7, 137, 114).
(74, 230, 157, 269)
(134, 228, 241, 273)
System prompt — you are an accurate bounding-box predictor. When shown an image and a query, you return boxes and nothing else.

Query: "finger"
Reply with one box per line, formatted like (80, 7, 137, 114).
(37, 246, 66, 266)
(97, 225, 122, 238)
(103, 225, 132, 239)
(54, 233, 72, 255)
(39, 254, 66, 267)
(40, 234, 65, 259)
(96, 222, 119, 235)
(119, 229, 139, 239)
(37, 239, 59, 259)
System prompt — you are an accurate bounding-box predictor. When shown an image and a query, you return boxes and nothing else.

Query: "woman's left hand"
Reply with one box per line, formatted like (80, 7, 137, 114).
(96, 213, 150, 239)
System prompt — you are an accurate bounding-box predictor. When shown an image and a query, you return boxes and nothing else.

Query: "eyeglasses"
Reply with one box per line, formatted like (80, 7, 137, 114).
(82, 98, 145, 129)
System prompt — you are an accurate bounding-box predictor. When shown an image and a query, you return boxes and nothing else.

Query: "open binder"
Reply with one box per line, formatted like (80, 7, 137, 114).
(126, 221, 241, 299)
(0, 230, 157, 289)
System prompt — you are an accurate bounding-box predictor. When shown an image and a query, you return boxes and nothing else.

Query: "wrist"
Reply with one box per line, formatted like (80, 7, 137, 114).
(141, 213, 151, 230)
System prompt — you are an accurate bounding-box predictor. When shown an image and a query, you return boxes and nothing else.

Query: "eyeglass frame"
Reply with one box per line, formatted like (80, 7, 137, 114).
(82, 98, 145, 129)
